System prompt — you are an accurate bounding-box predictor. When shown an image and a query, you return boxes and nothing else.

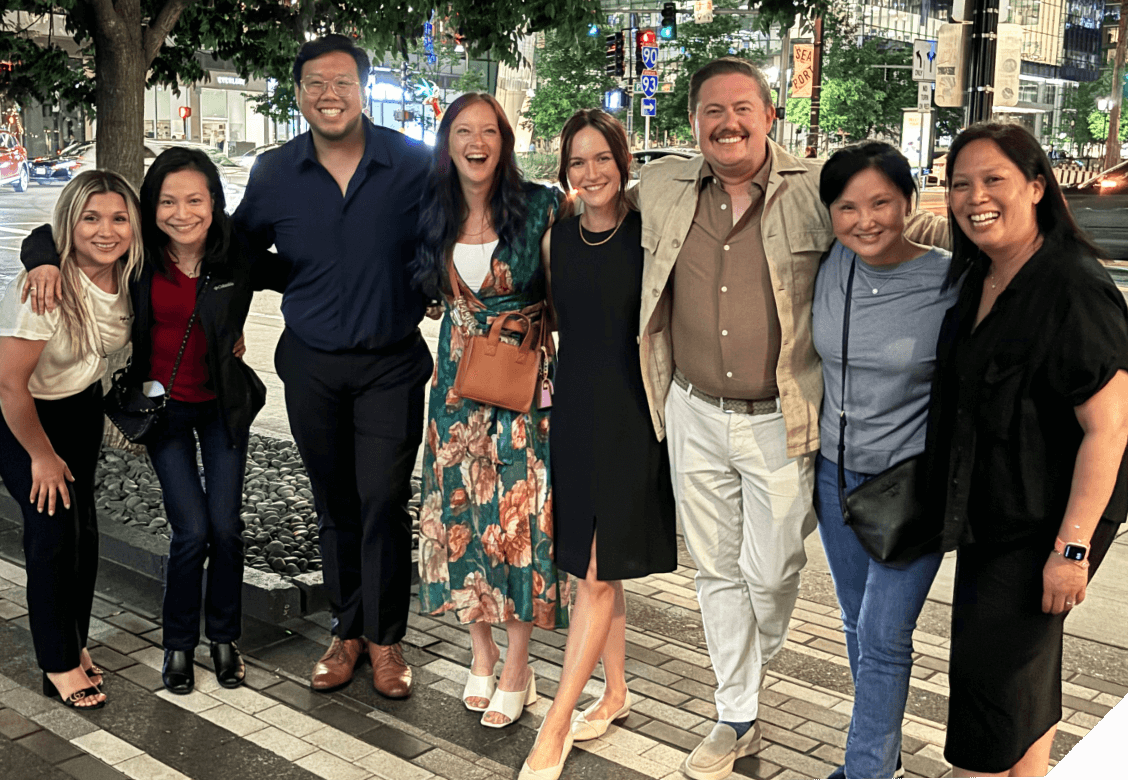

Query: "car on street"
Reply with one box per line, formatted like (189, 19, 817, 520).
(237, 142, 283, 169)
(1063, 160, 1128, 261)
(29, 140, 91, 186)
(53, 139, 246, 212)
(630, 147, 697, 180)
(0, 132, 30, 192)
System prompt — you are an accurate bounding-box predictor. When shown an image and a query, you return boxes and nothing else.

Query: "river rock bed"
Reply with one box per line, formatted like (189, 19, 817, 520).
(94, 432, 422, 577)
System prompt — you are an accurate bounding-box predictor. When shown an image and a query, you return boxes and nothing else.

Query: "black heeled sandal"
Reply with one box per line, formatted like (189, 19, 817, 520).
(42, 673, 107, 710)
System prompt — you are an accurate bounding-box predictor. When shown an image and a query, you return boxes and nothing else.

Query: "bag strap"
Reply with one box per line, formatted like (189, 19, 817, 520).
(164, 272, 209, 398)
(837, 255, 857, 516)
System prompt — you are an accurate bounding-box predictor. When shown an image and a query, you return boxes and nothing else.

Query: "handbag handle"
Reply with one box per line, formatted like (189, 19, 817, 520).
(485, 311, 536, 358)
(837, 255, 857, 518)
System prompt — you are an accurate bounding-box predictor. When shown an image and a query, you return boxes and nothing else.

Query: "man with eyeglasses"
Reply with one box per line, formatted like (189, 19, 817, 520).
(234, 34, 432, 699)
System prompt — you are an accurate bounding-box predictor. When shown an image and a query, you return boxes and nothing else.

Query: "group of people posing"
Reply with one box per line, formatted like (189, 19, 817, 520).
(0, 34, 1124, 780)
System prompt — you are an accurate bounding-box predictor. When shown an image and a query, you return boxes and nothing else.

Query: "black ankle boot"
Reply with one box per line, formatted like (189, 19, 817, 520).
(210, 642, 245, 689)
(162, 649, 195, 695)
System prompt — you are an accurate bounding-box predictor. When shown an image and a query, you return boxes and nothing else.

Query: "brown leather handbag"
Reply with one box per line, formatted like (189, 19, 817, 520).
(453, 311, 541, 412)
(447, 253, 545, 413)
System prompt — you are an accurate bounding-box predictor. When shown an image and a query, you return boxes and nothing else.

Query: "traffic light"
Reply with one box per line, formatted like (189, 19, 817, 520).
(605, 32, 625, 78)
(660, 3, 677, 40)
(636, 28, 656, 76)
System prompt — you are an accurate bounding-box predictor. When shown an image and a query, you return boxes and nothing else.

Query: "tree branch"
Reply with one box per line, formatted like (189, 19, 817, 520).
(88, 0, 129, 47)
(144, 0, 194, 68)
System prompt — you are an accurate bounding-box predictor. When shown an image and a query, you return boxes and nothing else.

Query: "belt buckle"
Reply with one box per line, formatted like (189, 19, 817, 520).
(721, 397, 735, 414)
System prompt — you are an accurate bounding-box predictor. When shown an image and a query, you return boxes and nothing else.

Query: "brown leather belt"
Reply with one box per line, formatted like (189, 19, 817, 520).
(673, 368, 779, 415)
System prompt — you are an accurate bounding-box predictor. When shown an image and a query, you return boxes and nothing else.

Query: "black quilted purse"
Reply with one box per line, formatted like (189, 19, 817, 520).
(836, 257, 941, 565)
(104, 273, 208, 444)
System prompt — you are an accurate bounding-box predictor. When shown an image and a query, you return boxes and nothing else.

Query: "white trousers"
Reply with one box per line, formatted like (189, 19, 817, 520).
(665, 381, 816, 722)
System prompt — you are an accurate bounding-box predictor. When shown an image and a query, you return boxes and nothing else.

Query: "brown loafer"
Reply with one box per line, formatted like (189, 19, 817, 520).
(311, 636, 367, 692)
(369, 642, 413, 699)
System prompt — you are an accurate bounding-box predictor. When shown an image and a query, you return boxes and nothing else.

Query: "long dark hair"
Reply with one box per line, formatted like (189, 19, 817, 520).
(140, 146, 231, 273)
(410, 93, 528, 299)
(944, 122, 1103, 288)
(557, 108, 631, 218)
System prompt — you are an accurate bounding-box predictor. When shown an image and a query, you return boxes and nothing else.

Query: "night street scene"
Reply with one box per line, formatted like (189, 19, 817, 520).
(0, 3, 1125, 780)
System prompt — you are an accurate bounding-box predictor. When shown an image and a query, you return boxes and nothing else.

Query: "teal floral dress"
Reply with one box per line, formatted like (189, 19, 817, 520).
(418, 184, 569, 629)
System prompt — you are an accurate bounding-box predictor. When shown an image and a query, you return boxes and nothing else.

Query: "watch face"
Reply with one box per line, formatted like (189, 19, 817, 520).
(1063, 544, 1087, 562)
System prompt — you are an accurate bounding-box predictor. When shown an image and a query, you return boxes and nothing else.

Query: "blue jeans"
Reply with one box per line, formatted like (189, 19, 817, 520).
(814, 454, 942, 779)
(147, 400, 248, 651)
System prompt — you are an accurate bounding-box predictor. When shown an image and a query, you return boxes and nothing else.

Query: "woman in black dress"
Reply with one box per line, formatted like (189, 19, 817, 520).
(520, 110, 676, 779)
(930, 122, 1128, 776)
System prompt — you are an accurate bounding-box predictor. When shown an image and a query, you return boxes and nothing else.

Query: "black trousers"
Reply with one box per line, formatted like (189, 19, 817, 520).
(0, 382, 103, 672)
(275, 328, 432, 645)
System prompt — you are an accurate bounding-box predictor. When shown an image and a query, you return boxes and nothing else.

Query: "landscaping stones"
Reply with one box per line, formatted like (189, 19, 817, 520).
(93, 432, 423, 577)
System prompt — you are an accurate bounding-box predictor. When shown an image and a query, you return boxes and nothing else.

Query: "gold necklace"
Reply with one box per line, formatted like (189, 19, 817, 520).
(988, 234, 1043, 291)
(579, 213, 625, 247)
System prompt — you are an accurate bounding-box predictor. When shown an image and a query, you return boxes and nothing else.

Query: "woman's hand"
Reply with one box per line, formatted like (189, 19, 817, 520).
(20, 265, 62, 315)
(232, 334, 247, 359)
(1042, 554, 1088, 614)
(30, 453, 74, 516)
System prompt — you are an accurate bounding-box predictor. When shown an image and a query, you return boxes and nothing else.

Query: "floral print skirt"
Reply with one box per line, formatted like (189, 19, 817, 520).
(417, 314, 570, 629)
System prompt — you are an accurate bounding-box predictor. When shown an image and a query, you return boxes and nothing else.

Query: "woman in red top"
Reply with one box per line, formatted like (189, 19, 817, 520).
(22, 148, 288, 695)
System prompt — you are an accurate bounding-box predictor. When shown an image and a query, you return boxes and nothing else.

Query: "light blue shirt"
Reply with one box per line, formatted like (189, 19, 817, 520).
(813, 240, 957, 474)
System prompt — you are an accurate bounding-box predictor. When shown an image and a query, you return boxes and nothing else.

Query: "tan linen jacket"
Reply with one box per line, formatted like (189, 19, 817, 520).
(637, 140, 949, 457)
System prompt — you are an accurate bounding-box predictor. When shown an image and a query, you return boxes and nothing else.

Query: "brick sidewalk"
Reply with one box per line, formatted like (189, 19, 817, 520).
(0, 542, 1124, 780)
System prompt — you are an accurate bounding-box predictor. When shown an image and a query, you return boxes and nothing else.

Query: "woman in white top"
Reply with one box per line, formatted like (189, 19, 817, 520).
(0, 170, 143, 709)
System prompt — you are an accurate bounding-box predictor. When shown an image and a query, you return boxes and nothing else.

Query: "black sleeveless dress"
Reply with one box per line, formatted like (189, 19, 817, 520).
(549, 210, 677, 580)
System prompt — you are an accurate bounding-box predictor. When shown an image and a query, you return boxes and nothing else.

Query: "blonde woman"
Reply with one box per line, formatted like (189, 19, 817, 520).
(0, 170, 143, 708)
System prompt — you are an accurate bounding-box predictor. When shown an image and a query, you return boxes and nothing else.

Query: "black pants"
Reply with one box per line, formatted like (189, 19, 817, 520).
(0, 382, 103, 672)
(275, 328, 432, 644)
(146, 399, 248, 650)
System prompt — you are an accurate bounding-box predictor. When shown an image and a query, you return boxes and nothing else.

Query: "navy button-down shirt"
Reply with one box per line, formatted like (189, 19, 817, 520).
(234, 119, 431, 352)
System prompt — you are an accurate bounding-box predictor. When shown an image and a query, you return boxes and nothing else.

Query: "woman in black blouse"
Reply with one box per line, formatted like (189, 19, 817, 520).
(930, 122, 1128, 777)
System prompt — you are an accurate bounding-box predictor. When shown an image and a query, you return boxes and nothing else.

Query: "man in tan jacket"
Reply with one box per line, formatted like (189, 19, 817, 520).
(636, 58, 946, 780)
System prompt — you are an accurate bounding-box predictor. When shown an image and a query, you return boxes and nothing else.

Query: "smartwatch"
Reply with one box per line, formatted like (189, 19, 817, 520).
(1054, 537, 1090, 564)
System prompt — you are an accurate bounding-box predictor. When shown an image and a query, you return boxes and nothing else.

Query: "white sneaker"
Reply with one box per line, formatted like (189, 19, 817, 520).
(682, 722, 762, 780)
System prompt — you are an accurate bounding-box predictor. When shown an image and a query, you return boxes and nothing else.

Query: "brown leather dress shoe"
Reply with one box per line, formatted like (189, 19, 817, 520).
(310, 636, 367, 692)
(369, 642, 413, 699)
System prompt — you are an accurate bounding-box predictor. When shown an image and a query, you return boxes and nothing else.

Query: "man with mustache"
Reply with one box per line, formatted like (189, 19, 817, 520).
(635, 58, 945, 780)
(235, 35, 432, 699)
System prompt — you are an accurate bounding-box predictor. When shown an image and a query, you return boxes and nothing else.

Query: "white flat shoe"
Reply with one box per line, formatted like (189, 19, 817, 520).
(481, 671, 536, 728)
(571, 689, 632, 741)
(519, 730, 573, 780)
(462, 665, 496, 712)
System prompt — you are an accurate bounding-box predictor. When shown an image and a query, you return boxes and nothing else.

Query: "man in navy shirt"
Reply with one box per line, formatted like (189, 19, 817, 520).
(235, 35, 432, 699)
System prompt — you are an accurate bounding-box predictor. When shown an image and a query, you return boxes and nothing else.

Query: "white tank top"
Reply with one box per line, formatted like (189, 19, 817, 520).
(452, 239, 499, 292)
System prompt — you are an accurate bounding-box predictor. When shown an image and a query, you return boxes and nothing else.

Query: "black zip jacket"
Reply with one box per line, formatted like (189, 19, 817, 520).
(21, 224, 291, 445)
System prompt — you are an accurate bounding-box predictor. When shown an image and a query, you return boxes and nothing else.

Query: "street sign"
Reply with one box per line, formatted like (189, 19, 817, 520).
(917, 82, 932, 111)
(641, 97, 656, 117)
(641, 45, 658, 71)
(640, 72, 658, 98)
(994, 24, 1023, 107)
(913, 39, 936, 82)
(934, 23, 968, 108)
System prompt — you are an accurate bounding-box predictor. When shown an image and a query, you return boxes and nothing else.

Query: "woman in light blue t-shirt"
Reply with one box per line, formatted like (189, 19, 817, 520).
(811, 142, 957, 779)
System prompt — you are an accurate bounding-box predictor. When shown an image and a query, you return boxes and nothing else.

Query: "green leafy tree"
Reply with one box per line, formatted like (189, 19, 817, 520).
(647, 0, 764, 143)
(0, 0, 603, 184)
(1062, 68, 1128, 153)
(521, 27, 613, 142)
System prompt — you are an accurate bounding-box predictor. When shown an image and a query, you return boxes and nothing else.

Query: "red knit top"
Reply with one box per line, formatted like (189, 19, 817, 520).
(148, 262, 215, 403)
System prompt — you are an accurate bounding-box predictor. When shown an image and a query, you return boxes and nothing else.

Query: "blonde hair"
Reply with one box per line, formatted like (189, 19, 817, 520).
(51, 170, 143, 361)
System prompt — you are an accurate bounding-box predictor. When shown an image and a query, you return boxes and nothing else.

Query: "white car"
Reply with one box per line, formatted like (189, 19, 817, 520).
(237, 143, 283, 169)
(71, 140, 245, 212)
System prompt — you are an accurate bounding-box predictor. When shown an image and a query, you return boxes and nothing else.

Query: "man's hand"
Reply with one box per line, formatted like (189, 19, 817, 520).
(233, 334, 247, 359)
(20, 266, 62, 315)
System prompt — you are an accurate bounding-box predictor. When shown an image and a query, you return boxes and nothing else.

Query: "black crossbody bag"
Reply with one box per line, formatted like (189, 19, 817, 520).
(104, 273, 209, 444)
(836, 256, 941, 565)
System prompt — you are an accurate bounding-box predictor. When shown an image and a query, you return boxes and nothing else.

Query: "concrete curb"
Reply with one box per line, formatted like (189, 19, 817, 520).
(0, 482, 323, 623)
